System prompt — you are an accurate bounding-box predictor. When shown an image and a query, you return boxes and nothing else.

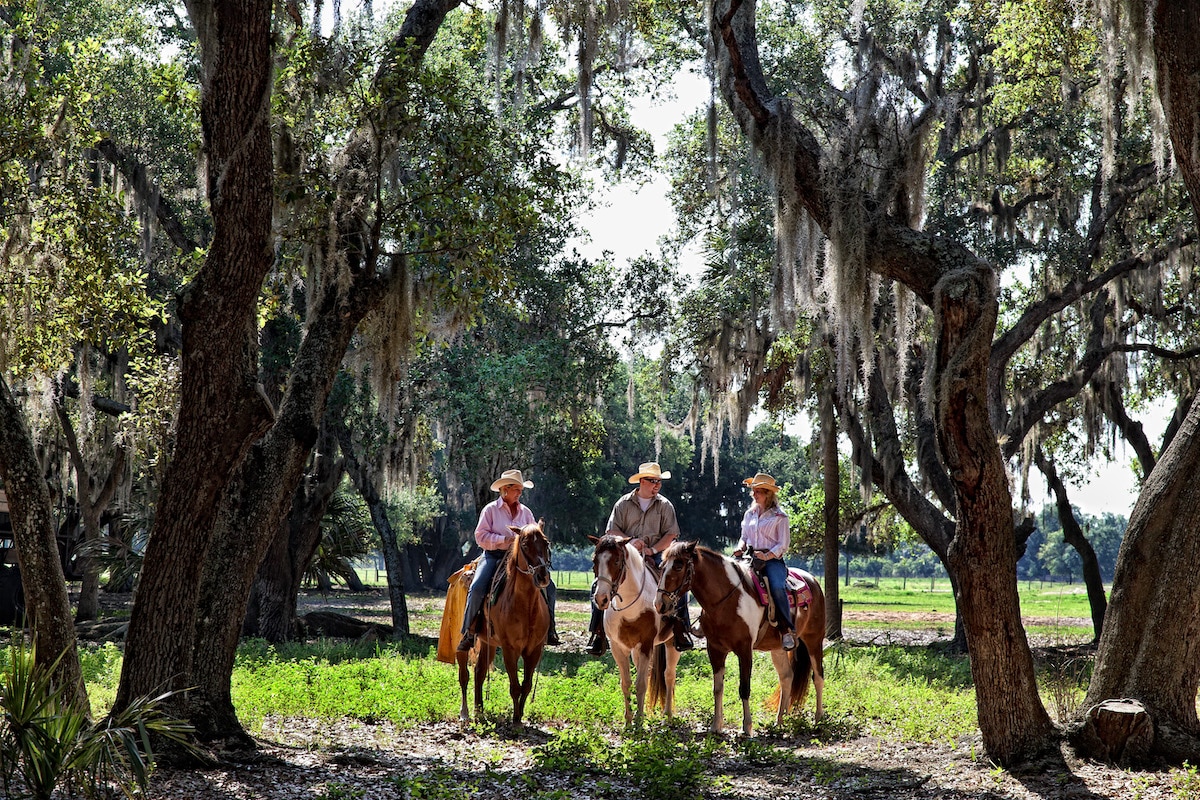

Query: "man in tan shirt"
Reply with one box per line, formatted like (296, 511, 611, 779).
(587, 461, 694, 655)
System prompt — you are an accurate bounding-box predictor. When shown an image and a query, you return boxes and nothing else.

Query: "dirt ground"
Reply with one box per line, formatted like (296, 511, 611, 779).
(128, 590, 1186, 800)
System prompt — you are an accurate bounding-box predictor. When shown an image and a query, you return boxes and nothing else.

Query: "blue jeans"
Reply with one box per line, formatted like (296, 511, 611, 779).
(760, 557, 793, 631)
(462, 550, 505, 635)
(462, 549, 558, 636)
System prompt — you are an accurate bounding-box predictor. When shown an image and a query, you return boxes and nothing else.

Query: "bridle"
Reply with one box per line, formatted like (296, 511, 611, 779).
(658, 547, 742, 617)
(513, 529, 551, 587)
(593, 541, 645, 612)
(656, 548, 695, 619)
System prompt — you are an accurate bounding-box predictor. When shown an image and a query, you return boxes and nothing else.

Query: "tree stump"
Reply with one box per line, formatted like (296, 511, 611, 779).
(1072, 699, 1154, 766)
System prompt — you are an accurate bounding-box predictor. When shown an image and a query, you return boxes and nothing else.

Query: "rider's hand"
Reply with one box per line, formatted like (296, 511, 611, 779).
(732, 548, 744, 557)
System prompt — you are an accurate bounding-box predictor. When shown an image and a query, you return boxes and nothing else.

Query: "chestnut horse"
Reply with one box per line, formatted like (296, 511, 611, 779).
(589, 534, 681, 725)
(657, 541, 825, 735)
(457, 520, 552, 726)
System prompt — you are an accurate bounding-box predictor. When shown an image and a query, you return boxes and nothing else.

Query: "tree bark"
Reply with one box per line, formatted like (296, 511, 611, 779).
(820, 394, 842, 640)
(114, 0, 276, 720)
(0, 376, 88, 710)
(179, 0, 463, 744)
(1083, 396, 1200, 761)
(935, 267, 1056, 764)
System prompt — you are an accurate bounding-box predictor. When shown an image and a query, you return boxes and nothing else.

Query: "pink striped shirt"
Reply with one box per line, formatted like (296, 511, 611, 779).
(475, 497, 536, 551)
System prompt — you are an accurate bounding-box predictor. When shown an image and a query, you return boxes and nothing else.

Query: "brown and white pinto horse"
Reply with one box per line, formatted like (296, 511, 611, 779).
(657, 541, 825, 735)
(589, 534, 681, 725)
(457, 520, 552, 726)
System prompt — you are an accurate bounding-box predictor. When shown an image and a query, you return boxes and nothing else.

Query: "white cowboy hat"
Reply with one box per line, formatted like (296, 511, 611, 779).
(743, 472, 780, 492)
(490, 469, 534, 491)
(628, 461, 672, 484)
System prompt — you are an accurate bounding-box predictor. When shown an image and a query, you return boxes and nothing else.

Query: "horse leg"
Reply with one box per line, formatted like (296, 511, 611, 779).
(809, 635, 825, 720)
(516, 646, 544, 726)
(501, 645, 524, 726)
(737, 648, 754, 736)
(456, 650, 471, 723)
(632, 645, 650, 726)
(664, 646, 681, 719)
(474, 643, 495, 722)
(612, 642, 635, 725)
(769, 648, 794, 727)
(707, 648, 729, 733)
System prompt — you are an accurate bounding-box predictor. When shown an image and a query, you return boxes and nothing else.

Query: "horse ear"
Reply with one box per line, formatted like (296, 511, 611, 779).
(508, 525, 521, 535)
(587, 535, 600, 544)
(683, 540, 697, 553)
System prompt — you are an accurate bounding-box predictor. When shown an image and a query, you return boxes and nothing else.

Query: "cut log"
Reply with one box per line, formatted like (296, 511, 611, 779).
(300, 611, 393, 640)
(1072, 699, 1154, 766)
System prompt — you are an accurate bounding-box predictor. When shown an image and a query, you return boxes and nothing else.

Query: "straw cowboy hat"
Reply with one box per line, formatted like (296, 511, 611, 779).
(490, 469, 534, 491)
(743, 472, 780, 492)
(627, 461, 672, 484)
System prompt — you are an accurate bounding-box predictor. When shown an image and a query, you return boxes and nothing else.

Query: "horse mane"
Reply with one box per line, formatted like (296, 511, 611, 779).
(691, 544, 756, 595)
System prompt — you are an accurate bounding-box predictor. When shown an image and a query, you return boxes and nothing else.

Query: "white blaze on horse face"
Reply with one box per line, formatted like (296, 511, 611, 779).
(593, 550, 616, 609)
(721, 558, 761, 638)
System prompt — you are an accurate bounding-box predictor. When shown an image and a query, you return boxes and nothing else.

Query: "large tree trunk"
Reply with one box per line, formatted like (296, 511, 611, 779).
(1081, 396, 1200, 761)
(1076, 1, 1200, 765)
(934, 268, 1056, 764)
(181, 0, 462, 745)
(113, 0, 276, 721)
(820, 394, 842, 640)
(0, 376, 87, 710)
(709, 0, 1054, 764)
(245, 427, 343, 643)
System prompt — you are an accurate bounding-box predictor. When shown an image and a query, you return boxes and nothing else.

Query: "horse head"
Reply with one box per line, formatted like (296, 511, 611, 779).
(656, 540, 697, 617)
(510, 520, 552, 589)
(588, 533, 633, 610)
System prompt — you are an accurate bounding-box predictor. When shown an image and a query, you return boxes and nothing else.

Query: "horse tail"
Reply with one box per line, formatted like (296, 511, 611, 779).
(647, 643, 667, 711)
(764, 639, 813, 713)
(788, 637, 813, 712)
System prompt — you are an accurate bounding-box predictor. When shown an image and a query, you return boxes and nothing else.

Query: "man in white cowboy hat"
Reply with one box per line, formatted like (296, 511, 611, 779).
(732, 471, 796, 650)
(586, 461, 694, 655)
(457, 468, 560, 651)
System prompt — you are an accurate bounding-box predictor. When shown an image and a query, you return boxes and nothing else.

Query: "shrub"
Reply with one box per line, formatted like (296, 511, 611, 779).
(0, 639, 194, 799)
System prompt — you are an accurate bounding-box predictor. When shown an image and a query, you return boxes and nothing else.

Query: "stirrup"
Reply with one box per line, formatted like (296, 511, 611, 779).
(781, 631, 796, 651)
(456, 632, 476, 652)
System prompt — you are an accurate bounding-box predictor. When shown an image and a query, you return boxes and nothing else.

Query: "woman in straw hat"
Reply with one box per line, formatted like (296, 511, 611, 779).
(458, 469, 560, 650)
(587, 461, 694, 655)
(732, 472, 797, 650)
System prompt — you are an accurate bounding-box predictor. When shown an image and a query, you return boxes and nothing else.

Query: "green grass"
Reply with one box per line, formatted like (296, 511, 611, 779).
(77, 635, 983, 744)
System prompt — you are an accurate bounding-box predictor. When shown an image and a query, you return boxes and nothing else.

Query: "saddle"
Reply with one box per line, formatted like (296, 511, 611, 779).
(745, 559, 812, 628)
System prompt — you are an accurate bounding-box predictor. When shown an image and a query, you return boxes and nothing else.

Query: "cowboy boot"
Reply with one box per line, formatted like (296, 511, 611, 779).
(586, 628, 608, 656)
(672, 618, 694, 651)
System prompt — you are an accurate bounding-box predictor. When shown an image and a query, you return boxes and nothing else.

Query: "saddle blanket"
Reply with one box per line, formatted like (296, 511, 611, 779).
(749, 568, 813, 614)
